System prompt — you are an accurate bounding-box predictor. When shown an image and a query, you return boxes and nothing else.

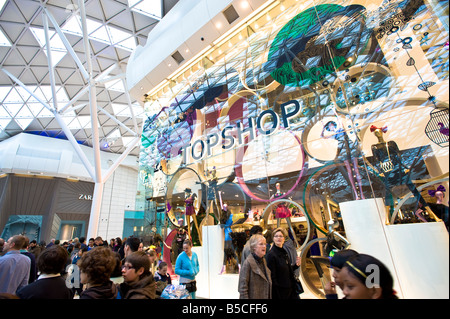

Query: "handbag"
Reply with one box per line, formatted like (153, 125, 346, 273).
(294, 277, 304, 294)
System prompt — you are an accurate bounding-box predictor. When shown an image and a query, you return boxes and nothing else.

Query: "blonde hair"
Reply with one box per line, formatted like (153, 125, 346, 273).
(249, 234, 266, 252)
(273, 227, 288, 239)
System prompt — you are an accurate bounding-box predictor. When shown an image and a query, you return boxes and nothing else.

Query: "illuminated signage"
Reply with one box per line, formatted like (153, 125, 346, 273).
(181, 100, 301, 162)
(78, 194, 93, 201)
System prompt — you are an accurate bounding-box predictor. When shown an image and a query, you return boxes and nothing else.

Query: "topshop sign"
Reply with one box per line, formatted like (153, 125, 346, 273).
(181, 100, 301, 162)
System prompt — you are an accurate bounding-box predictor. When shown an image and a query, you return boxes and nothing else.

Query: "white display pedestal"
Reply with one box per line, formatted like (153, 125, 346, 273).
(194, 225, 317, 299)
(340, 198, 449, 299)
(194, 225, 240, 299)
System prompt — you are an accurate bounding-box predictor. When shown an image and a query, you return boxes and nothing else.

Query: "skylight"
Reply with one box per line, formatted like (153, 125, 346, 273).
(1, 0, 157, 152)
(30, 27, 67, 66)
(112, 103, 144, 118)
(105, 79, 126, 93)
(0, 85, 66, 132)
(0, 28, 11, 46)
(0, 0, 7, 13)
(0, 119, 10, 132)
(108, 128, 121, 139)
(60, 16, 83, 36)
(129, 0, 162, 20)
(61, 111, 99, 130)
(15, 118, 34, 130)
(121, 136, 136, 146)
(61, 16, 136, 52)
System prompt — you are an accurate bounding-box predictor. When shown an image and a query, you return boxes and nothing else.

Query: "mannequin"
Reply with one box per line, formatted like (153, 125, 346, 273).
(270, 183, 297, 235)
(206, 166, 221, 222)
(273, 183, 292, 219)
(219, 203, 239, 274)
(369, 125, 435, 220)
(184, 188, 201, 243)
(206, 166, 218, 186)
(321, 120, 365, 200)
(324, 219, 350, 257)
(428, 185, 449, 231)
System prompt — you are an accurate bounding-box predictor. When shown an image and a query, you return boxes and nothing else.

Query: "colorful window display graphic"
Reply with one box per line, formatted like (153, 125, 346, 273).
(137, 0, 448, 295)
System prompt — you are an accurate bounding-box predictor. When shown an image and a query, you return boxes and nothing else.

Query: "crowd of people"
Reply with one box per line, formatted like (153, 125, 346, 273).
(0, 234, 174, 299)
(238, 226, 398, 300)
(0, 227, 397, 300)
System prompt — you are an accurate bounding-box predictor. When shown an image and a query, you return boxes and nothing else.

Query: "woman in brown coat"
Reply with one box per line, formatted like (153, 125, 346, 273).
(238, 234, 272, 299)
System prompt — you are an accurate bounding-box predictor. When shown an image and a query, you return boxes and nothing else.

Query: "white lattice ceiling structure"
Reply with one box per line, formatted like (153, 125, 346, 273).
(0, 0, 179, 156)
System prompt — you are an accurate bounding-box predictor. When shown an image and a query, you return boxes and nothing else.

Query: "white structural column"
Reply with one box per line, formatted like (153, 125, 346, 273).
(77, 0, 104, 240)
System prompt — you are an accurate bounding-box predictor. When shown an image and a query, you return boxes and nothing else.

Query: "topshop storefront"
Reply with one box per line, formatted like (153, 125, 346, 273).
(131, 0, 449, 298)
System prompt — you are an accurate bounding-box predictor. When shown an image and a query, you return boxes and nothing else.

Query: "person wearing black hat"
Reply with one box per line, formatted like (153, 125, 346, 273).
(341, 253, 398, 299)
(324, 249, 358, 299)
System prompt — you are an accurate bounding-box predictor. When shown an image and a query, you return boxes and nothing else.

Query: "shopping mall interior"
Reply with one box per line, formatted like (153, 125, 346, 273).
(0, 0, 448, 299)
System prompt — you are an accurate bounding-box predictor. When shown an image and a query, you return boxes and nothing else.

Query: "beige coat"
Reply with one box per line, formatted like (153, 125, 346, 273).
(238, 253, 272, 299)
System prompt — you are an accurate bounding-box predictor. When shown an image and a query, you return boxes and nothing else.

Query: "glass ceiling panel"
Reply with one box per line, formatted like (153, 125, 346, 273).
(61, 16, 83, 36)
(16, 105, 34, 118)
(0, 119, 11, 131)
(30, 27, 67, 66)
(108, 128, 121, 139)
(116, 37, 136, 52)
(1, 0, 162, 153)
(85, 18, 103, 34)
(105, 79, 125, 93)
(121, 136, 135, 146)
(15, 118, 34, 130)
(0, 106, 11, 118)
(78, 116, 91, 128)
(62, 16, 135, 51)
(4, 88, 24, 103)
(26, 103, 44, 117)
(37, 107, 54, 118)
(0, 87, 11, 102)
(90, 26, 110, 44)
(0, 29, 11, 46)
(130, 0, 162, 19)
(64, 117, 82, 130)
(3, 103, 23, 117)
(112, 103, 128, 115)
(108, 25, 131, 44)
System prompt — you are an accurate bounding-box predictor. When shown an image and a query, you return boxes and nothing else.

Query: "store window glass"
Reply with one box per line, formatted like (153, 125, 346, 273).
(1, 215, 43, 242)
(137, 0, 449, 297)
(123, 210, 145, 238)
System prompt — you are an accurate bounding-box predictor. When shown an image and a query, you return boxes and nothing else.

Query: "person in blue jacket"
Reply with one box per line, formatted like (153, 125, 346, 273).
(175, 239, 199, 299)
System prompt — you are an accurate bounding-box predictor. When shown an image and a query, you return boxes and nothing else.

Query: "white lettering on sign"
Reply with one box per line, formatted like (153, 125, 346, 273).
(78, 194, 93, 200)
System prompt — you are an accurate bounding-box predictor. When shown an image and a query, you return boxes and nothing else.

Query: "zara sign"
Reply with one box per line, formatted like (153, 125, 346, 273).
(78, 194, 93, 201)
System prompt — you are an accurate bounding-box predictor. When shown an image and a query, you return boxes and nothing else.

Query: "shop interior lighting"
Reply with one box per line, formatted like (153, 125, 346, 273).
(145, 0, 279, 99)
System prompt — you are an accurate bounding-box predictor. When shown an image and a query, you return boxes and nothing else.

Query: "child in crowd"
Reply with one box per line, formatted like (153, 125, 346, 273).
(154, 262, 172, 298)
